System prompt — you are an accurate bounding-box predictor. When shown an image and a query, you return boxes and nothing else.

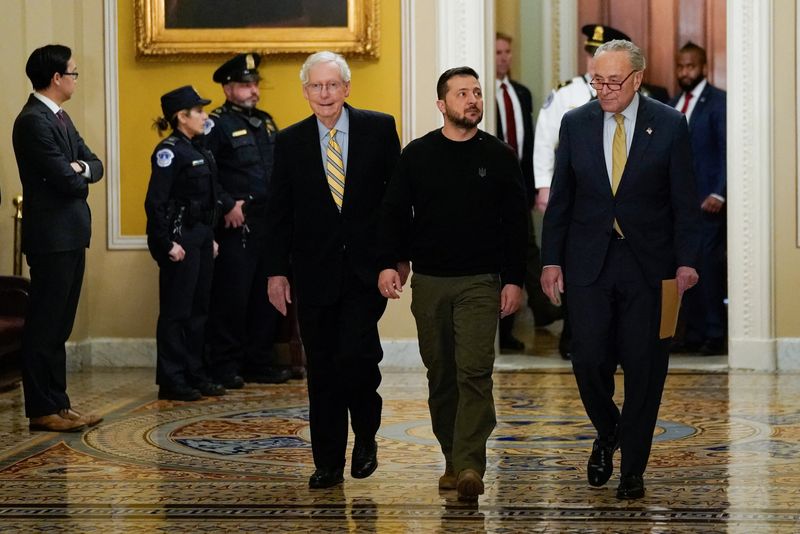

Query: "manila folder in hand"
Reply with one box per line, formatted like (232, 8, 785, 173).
(660, 279, 681, 339)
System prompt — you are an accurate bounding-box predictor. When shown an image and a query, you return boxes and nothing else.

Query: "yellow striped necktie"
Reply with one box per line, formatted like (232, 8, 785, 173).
(326, 128, 346, 210)
(611, 113, 626, 236)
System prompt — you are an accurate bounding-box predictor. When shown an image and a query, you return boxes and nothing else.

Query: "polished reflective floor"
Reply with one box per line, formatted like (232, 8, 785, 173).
(0, 353, 797, 532)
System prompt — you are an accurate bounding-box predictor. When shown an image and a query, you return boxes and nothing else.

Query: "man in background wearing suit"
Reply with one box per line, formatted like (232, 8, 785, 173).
(265, 51, 401, 489)
(495, 32, 560, 352)
(541, 40, 701, 499)
(669, 42, 727, 356)
(12, 44, 104, 432)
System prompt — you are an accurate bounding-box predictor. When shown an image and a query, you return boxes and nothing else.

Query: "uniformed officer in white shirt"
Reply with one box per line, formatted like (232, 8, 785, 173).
(533, 24, 631, 213)
(531, 24, 629, 359)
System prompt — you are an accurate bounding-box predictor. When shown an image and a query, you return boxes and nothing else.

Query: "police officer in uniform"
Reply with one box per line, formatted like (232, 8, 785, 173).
(204, 53, 292, 388)
(145, 86, 227, 401)
(532, 24, 631, 359)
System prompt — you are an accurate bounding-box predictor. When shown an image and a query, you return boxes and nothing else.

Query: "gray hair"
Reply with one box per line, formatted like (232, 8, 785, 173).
(299, 51, 351, 84)
(594, 39, 646, 71)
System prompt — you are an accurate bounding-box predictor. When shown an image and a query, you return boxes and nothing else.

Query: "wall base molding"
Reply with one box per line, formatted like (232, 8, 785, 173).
(778, 338, 800, 370)
(63, 337, 800, 373)
(65, 338, 425, 371)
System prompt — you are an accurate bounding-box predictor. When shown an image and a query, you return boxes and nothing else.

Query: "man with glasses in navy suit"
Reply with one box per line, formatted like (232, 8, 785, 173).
(541, 40, 701, 500)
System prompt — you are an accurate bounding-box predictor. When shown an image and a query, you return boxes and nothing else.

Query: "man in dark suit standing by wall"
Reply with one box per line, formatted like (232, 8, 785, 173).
(12, 44, 104, 432)
(494, 32, 560, 352)
(669, 42, 727, 356)
(541, 40, 701, 500)
(265, 51, 401, 489)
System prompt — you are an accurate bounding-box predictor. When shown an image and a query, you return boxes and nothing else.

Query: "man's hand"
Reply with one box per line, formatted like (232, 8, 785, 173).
(70, 161, 83, 174)
(168, 242, 185, 262)
(540, 265, 564, 306)
(396, 261, 411, 286)
(534, 187, 550, 213)
(212, 240, 219, 258)
(378, 269, 403, 299)
(224, 200, 246, 228)
(267, 276, 292, 316)
(676, 266, 699, 297)
(500, 284, 522, 318)
(701, 195, 724, 214)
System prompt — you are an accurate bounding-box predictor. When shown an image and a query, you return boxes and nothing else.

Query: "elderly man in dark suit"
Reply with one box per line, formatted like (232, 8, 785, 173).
(541, 40, 701, 500)
(12, 44, 104, 432)
(669, 42, 727, 356)
(265, 51, 401, 489)
(494, 32, 560, 352)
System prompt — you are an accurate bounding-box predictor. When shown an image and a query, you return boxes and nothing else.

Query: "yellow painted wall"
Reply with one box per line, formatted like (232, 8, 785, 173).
(112, 0, 416, 340)
(773, 0, 800, 337)
(117, 0, 403, 235)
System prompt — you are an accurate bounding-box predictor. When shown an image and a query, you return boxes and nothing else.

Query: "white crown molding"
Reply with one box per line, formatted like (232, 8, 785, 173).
(727, 0, 775, 370)
(104, 0, 147, 250)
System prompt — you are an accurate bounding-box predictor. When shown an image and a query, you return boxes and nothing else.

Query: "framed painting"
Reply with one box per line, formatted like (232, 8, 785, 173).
(135, 0, 380, 58)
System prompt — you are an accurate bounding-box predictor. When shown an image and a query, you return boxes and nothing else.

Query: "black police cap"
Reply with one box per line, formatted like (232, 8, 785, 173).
(582, 24, 631, 52)
(213, 53, 261, 84)
(160, 85, 211, 119)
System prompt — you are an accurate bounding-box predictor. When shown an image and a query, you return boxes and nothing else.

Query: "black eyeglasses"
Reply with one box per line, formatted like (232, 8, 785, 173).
(589, 70, 637, 92)
(61, 71, 79, 79)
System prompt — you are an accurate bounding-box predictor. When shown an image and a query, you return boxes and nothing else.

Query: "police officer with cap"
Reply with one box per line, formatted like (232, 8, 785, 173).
(532, 24, 630, 359)
(145, 85, 227, 401)
(205, 53, 292, 388)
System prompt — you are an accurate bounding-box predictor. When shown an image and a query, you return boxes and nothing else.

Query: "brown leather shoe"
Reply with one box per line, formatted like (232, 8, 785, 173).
(60, 408, 103, 427)
(456, 468, 484, 501)
(29, 414, 86, 433)
(438, 463, 456, 490)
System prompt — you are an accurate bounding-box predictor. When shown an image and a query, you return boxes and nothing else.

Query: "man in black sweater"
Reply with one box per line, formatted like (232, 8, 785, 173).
(378, 67, 528, 502)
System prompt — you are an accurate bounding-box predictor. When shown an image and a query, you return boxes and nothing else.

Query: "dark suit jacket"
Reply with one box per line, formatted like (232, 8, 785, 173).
(265, 103, 401, 306)
(669, 82, 726, 200)
(541, 95, 701, 288)
(496, 79, 536, 204)
(12, 95, 103, 255)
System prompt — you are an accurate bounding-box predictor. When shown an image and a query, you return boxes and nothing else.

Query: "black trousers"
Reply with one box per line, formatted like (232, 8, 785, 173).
(156, 225, 215, 389)
(21, 249, 85, 418)
(682, 211, 726, 343)
(297, 268, 387, 470)
(567, 239, 669, 477)
(207, 218, 280, 379)
(499, 208, 560, 339)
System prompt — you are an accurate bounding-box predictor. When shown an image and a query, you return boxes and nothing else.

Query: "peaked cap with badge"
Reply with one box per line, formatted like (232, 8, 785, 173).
(213, 53, 262, 84)
(582, 24, 631, 53)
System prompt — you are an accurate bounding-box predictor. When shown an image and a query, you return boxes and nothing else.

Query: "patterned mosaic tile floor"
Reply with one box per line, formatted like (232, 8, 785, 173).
(1, 364, 799, 532)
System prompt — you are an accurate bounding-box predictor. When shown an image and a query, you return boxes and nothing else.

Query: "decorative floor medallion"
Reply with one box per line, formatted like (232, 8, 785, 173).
(1, 368, 799, 532)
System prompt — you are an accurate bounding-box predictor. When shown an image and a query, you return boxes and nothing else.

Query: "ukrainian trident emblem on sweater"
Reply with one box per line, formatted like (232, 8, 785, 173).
(478, 167, 487, 178)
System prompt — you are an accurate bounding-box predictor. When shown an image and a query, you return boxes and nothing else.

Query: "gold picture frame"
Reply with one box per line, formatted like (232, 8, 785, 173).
(135, 0, 380, 59)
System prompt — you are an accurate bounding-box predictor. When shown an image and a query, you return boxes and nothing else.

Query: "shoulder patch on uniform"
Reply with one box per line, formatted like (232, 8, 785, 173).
(557, 79, 574, 89)
(156, 148, 175, 168)
(163, 136, 178, 146)
(542, 91, 555, 109)
(204, 118, 215, 135)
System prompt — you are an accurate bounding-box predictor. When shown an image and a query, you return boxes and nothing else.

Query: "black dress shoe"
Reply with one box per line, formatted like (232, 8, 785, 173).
(587, 438, 618, 487)
(500, 335, 525, 352)
(218, 375, 245, 389)
(559, 335, 572, 360)
(616, 473, 645, 499)
(351, 439, 378, 479)
(242, 367, 293, 384)
(195, 382, 226, 396)
(158, 386, 202, 401)
(308, 467, 344, 489)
